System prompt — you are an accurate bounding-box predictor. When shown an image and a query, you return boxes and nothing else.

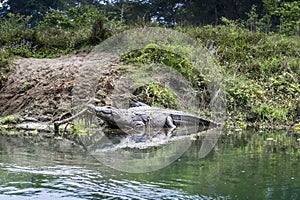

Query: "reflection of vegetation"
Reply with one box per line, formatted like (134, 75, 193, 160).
(120, 130, 299, 198)
(0, 116, 18, 135)
(0, 128, 15, 135)
(72, 120, 88, 135)
(222, 130, 300, 155)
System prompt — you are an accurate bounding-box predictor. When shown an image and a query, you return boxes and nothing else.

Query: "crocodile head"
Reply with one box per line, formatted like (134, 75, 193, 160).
(88, 104, 121, 127)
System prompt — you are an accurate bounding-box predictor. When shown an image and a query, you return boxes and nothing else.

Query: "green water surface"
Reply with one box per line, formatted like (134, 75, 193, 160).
(0, 130, 299, 199)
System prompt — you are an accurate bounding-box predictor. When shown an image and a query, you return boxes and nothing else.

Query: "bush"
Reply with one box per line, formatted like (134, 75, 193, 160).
(88, 15, 112, 45)
(0, 6, 122, 88)
(0, 6, 123, 59)
(133, 82, 179, 109)
(181, 24, 299, 127)
(121, 44, 206, 89)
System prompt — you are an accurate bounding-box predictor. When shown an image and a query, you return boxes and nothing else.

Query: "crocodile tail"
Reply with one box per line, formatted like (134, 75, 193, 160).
(171, 114, 219, 131)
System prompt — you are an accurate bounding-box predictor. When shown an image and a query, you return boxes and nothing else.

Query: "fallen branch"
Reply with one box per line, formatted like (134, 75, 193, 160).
(54, 108, 88, 135)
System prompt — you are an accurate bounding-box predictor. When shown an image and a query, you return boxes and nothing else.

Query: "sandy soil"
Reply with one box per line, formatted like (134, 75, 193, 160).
(0, 52, 121, 122)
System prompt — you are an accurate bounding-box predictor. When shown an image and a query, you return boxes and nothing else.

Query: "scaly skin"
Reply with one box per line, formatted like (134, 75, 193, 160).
(88, 104, 220, 135)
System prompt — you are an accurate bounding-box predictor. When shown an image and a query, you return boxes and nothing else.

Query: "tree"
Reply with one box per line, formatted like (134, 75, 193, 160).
(150, 0, 186, 26)
(1, 0, 96, 20)
(273, 1, 300, 35)
(97, 0, 153, 25)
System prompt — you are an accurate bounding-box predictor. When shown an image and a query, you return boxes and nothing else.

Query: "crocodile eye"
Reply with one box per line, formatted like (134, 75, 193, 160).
(101, 106, 113, 114)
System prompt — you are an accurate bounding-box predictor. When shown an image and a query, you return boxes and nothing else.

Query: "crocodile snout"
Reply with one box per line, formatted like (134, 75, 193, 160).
(88, 104, 112, 114)
(87, 104, 96, 112)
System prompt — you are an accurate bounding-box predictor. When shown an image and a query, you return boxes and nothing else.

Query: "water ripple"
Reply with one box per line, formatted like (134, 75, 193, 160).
(0, 164, 204, 199)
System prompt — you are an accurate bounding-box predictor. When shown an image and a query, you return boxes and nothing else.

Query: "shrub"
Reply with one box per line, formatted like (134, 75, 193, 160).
(181, 24, 299, 127)
(133, 82, 179, 109)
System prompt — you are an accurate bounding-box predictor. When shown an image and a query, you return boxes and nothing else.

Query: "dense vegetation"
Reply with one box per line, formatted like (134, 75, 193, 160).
(0, 0, 299, 130)
(1, 0, 299, 33)
(187, 23, 299, 129)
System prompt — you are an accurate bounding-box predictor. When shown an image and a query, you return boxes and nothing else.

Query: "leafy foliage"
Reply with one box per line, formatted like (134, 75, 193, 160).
(0, 5, 125, 90)
(121, 44, 206, 89)
(273, 1, 300, 35)
(0, 6, 121, 59)
(0, 115, 17, 124)
(133, 82, 179, 109)
(184, 23, 300, 128)
(121, 44, 213, 110)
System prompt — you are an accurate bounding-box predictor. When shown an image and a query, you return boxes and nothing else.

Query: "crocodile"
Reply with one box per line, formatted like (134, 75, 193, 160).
(88, 102, 220, 135)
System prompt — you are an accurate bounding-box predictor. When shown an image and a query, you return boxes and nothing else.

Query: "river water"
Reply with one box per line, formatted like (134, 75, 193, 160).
(0, 130, 299, 199)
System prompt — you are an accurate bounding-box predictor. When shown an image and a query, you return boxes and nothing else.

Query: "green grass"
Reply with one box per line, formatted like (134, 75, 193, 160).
(121, 44, 205, 89)
(0, 115, 17, 124)
(181, 25, 299, 128)
(121, 25, 299, 128)
(132, 82, 179, 109)
(22, 81, 31, 91)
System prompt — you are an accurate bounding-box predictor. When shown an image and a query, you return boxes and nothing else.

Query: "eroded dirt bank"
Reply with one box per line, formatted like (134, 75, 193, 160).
(0, 52, 121, 122)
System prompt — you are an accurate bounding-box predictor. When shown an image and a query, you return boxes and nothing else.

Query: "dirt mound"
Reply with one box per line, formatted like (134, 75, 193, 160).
(0, 52, 120, 121)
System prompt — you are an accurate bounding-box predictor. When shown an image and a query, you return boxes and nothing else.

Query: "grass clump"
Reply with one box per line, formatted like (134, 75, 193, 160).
(121, 43, 214, 112)
(0, 115, 17, 124)
(21, 81, 32, 91)
(121, 44, 206, 89)
(133, 82, 179, 109)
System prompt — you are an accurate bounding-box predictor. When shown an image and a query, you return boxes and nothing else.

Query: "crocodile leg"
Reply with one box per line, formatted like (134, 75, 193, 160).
(166, 116, 176, 128)
(131, 121, 146, 135)
(165, 116, 176, 137)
